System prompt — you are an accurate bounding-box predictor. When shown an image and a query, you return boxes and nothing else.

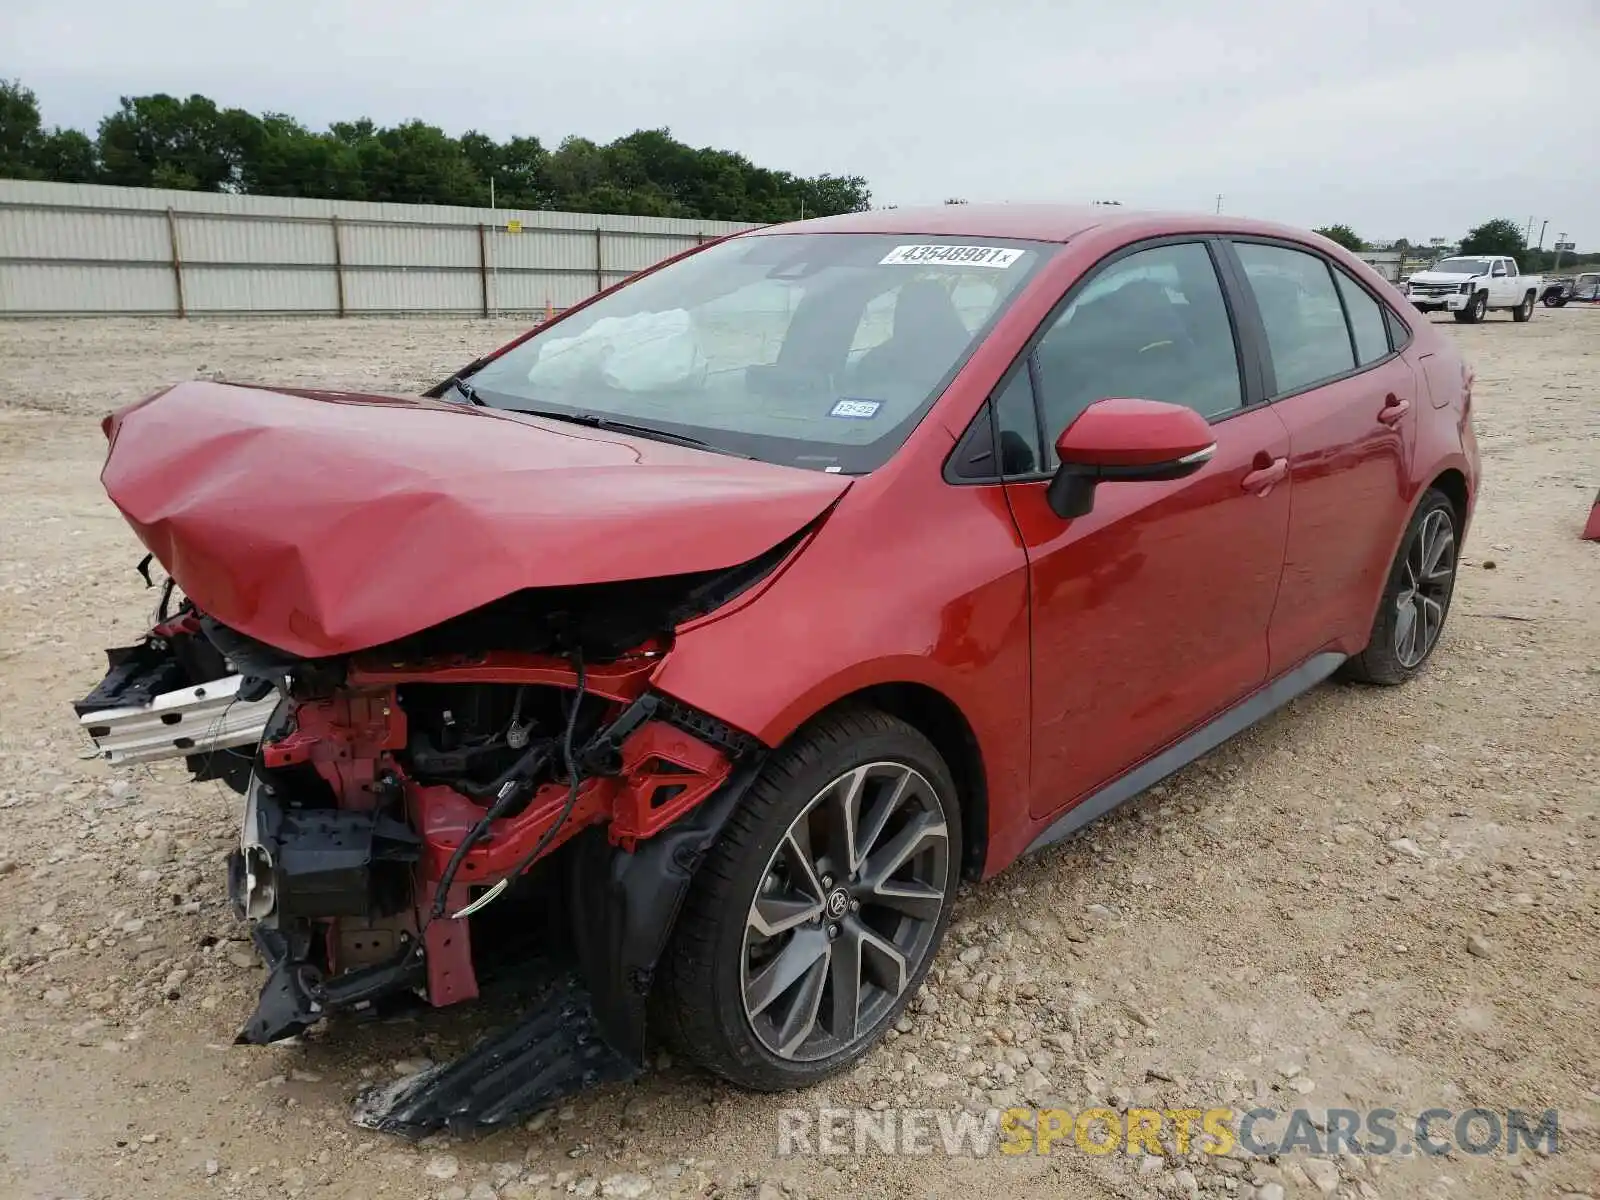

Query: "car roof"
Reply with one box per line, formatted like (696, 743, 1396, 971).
(742, 203, 1328, 246)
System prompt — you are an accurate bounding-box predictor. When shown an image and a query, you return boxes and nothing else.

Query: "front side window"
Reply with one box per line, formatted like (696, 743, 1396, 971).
(1234, 242, 1356, 395)
(467, 233, 1052, 473)
(1491, 259, 1508, 277)
(1333, 268, 1390, 365)
(1031, 241, 1243, 456)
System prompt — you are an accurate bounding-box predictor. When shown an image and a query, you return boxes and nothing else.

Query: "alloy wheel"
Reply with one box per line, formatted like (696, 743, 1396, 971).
(1393, 507, 1456, 668)
(740, 762, 950, 1061)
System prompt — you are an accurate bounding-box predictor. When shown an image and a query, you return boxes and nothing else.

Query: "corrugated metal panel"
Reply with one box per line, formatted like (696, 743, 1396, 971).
(0, 179, 762, 317)
(344, 268, 481, 314)
(491, 269, 596, 312)
(177, 214, 331, 266)
(342, 222, 478, 268)
(0, 205, 169, 262)
(182, 266, 341, 314)
(0, 179, 757, 234)
(0, 264, 178, 314)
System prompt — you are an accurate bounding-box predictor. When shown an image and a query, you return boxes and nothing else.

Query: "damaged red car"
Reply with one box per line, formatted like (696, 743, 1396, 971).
(75, 205, 1479, 1134)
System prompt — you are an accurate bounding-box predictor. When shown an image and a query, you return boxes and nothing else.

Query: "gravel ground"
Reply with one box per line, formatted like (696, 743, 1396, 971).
(0, 310, 1596, 1200)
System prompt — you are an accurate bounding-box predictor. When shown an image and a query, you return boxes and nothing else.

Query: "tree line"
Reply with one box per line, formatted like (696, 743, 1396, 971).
(0, 79, 871, 222)
(1315, 220, 1594, 273)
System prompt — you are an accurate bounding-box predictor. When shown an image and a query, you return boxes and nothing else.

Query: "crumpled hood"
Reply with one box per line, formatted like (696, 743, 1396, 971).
(101, 381, 849, 658)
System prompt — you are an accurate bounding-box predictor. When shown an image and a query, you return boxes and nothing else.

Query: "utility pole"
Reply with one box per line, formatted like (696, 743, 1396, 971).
(1525, 215, 1534, 245)
(1553, 233, 1567, 275)
(1215, 194, 1222, 214)
(1537, 219, 1548, 250)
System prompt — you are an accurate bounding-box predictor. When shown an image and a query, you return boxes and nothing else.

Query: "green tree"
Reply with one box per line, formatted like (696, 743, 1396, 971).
(241, 115, 365, 200)
(1459, 219, 1526, 258)
(7, 78, 875, 222)
(97, 93, 261, 191)
(1, 79, 45, 178)
(34, 128, 97, 182)
(1313, 224, 1365, 253)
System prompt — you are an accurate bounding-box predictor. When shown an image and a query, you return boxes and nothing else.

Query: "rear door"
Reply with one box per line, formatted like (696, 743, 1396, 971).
(992, 239, 1293, 819)
(1223, 239, 1420, 672)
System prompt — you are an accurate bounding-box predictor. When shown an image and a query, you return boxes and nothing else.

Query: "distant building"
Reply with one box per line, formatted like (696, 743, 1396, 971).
(1358, 250, 1405, 282)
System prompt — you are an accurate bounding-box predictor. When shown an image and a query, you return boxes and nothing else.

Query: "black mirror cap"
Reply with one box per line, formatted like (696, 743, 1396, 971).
(1044, 444, 1216, 520)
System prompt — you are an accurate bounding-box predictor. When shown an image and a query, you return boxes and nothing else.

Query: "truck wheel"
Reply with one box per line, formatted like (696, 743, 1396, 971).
(1548, 294, 1568, 308)
(1511, 291, 1535, 322)
(1453, 291, 1487, 323)
(658, 708, 961, 1090)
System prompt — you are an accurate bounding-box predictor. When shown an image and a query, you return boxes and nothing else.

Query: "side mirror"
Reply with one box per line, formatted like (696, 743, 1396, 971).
(1046, 398, 1216, 519)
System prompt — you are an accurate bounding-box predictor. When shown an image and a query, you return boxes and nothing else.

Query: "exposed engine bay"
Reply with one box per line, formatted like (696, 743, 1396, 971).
(75, 550, 783, 1135)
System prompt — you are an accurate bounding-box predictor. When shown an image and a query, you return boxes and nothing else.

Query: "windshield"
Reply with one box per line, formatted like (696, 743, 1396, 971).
(1429, 258, 1490, 275)
(466, 233, 1052, 472)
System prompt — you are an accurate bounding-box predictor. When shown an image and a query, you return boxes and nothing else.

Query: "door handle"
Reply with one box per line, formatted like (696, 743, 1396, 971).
(1378, 394, 1411, 425)
(1241, 456, 1288, 494)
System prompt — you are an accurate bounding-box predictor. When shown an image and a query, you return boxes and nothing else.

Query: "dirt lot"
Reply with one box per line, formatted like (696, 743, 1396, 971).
(0, 310, 1595, 1200)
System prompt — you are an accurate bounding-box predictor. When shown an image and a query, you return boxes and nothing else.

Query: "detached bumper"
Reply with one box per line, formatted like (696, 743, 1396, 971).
(76, 643, 276, 767)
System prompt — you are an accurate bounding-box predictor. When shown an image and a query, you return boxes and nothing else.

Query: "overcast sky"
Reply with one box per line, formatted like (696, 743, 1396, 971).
(8, 0, 1598, 246)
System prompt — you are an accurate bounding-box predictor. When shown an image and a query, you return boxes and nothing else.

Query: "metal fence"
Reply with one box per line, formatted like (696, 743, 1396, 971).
(0, 179, 759, 318)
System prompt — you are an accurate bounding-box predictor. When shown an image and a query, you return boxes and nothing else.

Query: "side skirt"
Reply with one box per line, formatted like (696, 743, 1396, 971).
(1024, 651, 1346, 856)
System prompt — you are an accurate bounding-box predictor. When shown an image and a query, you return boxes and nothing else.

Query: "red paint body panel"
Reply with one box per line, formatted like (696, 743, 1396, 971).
(1010, 403, 1292, 817)
(1056, 398, 1217, 467)
(1266, 354, 1420, 670)
(100, 381, 849, 658)
(96, 207, 1482, 888)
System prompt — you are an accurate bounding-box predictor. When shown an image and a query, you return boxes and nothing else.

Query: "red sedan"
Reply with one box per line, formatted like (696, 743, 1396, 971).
(79, 204, 1479, 1131)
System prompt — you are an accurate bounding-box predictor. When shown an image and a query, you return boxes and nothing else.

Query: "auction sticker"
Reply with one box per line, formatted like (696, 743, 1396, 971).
(879, 244, 1024, 268)
(829, 398, 882, 419)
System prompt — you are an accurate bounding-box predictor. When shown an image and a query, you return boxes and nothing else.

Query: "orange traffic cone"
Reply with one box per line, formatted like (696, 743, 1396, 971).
(544, 298, 553, 325)
(1584, 489, 1600, 541)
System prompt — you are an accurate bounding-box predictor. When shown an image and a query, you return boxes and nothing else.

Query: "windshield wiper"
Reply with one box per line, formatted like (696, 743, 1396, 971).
(449, 378, 484, 405)
(507, 408, 751, 458)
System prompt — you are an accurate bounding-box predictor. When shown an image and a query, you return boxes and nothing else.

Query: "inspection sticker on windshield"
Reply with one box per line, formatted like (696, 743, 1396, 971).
(879, 244, 1024, 269)
(829, 398, 882, 419)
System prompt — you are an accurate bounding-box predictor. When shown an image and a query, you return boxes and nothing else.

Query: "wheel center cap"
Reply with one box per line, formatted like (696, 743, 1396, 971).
(826, 888, 850, 919)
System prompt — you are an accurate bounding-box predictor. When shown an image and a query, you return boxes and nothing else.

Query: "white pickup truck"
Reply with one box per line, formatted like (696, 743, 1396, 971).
(1403, 255, 1542, 323)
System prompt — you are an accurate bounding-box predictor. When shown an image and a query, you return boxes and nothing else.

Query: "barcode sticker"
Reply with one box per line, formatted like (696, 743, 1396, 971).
(879, 245, 1024, 269)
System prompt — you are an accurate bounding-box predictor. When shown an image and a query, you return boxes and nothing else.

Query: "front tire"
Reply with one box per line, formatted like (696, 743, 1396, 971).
(658, 708, 961, 1090)
(1512, 291, 1535, 322)
(1453, 291, 1488, 323)
(1342, 489, 1460, 686)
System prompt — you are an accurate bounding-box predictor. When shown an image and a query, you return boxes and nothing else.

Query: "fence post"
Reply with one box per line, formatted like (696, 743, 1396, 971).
(594, 226, 604, 295)
(331, 216, 347, 318)
(478, 223, 490, 317)
(164, 208, 186, 318)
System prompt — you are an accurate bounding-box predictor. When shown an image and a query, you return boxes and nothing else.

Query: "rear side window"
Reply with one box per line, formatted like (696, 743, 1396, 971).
(1333, 269, 1390, 365)
(1032, 241, 1243, 456)
(1234, 243, 1355, 395)
(1384, 306, 1411, 350)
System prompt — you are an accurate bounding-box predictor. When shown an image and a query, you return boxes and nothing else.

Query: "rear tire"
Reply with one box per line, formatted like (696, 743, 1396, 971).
(658, 708, 961, 1090)
(1511, 291, 1535, 322)
(1341, 489, 1459, 686)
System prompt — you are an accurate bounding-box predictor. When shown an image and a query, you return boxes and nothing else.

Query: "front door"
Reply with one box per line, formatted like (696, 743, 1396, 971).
(999, 239, 1293, 819)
